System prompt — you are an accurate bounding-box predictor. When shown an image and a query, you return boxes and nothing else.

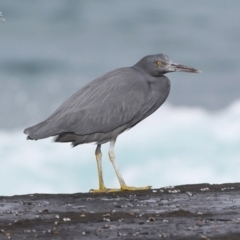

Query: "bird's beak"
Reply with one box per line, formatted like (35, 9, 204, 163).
(169, 62, 201, 73)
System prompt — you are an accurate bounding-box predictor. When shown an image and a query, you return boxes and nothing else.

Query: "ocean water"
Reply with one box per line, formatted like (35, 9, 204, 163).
(0, 1, 240, 196)
(1, 102, 240, 196)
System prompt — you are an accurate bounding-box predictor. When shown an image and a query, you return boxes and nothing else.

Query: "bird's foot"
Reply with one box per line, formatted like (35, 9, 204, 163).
(89, 187, 121, 193)
(90, 185, 151, 193)
(120, 185, 152, 191)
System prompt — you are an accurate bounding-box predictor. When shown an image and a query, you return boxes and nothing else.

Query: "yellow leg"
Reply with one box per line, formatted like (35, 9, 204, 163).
(90, 144, 120, 193)
(108, 139, 151, 191)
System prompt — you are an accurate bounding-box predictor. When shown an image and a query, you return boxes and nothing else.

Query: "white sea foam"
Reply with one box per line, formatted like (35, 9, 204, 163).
(1, 101, 240, 196)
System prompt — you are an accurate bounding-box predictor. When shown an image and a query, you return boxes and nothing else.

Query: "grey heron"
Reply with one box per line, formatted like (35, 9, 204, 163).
(24, 54, 200, 192)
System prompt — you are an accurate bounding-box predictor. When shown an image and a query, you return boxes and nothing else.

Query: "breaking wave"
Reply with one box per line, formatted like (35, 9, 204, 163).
(1, 101, 240, 196)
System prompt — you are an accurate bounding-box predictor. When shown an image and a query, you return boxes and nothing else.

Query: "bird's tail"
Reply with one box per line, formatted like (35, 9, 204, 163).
(23, 121, 56, 140)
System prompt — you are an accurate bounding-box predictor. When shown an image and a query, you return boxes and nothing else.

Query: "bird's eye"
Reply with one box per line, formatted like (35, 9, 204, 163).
(157, 61, 162, 66)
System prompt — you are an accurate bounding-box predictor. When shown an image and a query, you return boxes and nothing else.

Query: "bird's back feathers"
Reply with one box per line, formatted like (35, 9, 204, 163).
(24, 67, 156, 141)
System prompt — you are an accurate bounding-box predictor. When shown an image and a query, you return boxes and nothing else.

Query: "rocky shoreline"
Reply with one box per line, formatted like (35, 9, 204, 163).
(1, 183, 240, 239)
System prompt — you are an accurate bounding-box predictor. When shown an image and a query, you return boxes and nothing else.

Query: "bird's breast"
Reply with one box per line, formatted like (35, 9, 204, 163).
(148, 76, 171, 108)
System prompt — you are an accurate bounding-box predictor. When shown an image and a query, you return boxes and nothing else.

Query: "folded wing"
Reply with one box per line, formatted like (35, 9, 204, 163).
(24, 68, 148, 140)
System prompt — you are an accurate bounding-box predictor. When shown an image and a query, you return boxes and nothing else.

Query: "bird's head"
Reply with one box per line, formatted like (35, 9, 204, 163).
(134, 54, 200, 77)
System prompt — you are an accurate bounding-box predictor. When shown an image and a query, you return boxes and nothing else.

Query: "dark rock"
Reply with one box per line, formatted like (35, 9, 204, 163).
(0, 183, 240, 239)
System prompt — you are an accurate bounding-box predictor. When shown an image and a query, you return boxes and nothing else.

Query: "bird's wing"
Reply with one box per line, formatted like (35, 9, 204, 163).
(24, 68, 148, 139)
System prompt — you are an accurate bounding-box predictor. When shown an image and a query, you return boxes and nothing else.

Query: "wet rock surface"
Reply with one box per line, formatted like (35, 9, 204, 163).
(0, 183, 240, 239)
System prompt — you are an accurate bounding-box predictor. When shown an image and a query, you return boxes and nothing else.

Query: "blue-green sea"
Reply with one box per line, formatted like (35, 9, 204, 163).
(0, 1, 240, 195)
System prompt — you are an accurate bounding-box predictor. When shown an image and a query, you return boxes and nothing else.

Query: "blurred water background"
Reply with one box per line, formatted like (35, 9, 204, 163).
(0, 1, 240, 196)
